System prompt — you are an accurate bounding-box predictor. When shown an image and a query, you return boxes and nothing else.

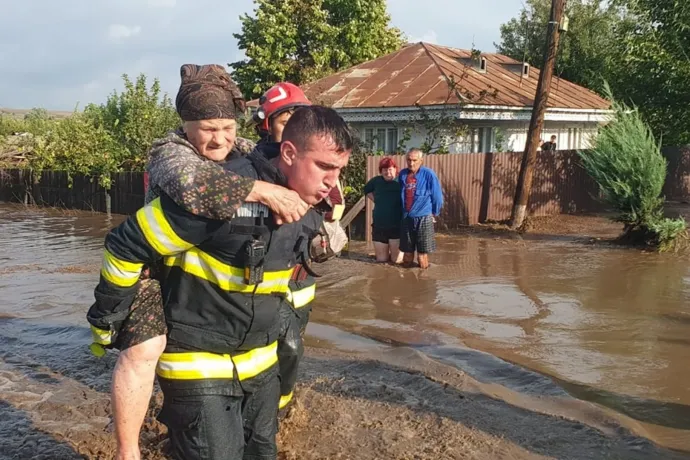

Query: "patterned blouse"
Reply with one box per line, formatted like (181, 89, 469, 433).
(145, 129, 256, 220)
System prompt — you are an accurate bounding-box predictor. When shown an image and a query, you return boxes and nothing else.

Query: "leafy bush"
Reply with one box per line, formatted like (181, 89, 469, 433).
(30, 113, 127, 188)
(237, 116, 260, 143)
(0, 115, 26, 137)
(2, 75, 182, 187)
(84, 74, 180, 171)
(578, 85, 687, 251)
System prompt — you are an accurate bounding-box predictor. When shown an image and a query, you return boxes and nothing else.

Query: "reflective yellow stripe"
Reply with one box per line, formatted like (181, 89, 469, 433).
(232, 341, 278, 380)
(135, 198, 194, 256)
(163, 248, 293, 294)
(279, 391, 294, 409)
(90, 325, 112, 346)
(100, 249, 143, 287)
(156, 341, 278, 380)
(286, 283, 316, 308)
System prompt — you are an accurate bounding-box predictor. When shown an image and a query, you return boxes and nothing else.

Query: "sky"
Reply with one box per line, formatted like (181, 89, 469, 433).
(0, 0, 522, 111)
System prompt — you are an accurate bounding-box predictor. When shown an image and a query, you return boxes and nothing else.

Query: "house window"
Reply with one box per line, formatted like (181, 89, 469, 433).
(362, 127, 399, 153)
(452, 127, 493, 153)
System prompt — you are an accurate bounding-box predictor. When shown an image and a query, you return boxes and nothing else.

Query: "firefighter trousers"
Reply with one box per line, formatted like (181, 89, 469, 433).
(277, 302, 306, 409)
(157, 373, 280, 460)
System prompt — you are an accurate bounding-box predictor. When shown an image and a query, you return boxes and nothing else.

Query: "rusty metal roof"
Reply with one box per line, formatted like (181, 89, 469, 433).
(279, 43, 609, 111)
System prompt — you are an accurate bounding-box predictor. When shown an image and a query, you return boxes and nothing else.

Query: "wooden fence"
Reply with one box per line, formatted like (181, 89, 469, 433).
(1, 146, 688, 242)
(364, 148, 690, 243)
(0, 169, 146, 215)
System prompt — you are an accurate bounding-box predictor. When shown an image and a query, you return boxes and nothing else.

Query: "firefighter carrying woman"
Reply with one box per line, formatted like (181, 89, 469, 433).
(86, 63, 350, 460)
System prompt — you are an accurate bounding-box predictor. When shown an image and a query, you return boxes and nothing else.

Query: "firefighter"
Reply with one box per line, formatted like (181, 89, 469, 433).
(253, 83, 347, 412)
(100, 65, 314, 460)
(87, 105, 353, 459)
(255, 82, 344, 224)
(255, 82, 311, 146)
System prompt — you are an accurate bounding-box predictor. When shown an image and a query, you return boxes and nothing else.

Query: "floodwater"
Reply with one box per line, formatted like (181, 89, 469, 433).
(1, 203, 690, 457)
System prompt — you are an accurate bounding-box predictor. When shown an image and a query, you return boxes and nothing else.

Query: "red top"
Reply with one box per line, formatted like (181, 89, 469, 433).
(404, 173, 417, 213)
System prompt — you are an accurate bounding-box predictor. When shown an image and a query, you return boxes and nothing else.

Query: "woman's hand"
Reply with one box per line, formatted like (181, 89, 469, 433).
(248, 181, 310, 224)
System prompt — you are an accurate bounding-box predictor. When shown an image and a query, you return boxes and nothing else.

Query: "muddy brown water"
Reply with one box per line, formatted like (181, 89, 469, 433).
(1, 203, 690, 458)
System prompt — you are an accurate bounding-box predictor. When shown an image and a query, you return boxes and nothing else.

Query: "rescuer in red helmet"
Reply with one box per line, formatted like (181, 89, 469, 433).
(255, 82, 312, 143)
(254, 83, 348, 415)
(254, 83, 344, 220)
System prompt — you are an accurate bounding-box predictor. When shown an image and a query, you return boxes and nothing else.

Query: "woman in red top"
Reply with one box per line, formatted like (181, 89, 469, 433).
(364, 157, 404, 263)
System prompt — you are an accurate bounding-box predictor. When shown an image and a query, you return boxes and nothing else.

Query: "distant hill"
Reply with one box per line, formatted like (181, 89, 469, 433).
(0, 108, 73, 119)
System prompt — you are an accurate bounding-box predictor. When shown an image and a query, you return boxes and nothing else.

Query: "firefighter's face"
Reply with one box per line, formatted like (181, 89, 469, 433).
(269, 111, 293, 143)
(183, 119, 237, 161)
(280, 134, 350, 205)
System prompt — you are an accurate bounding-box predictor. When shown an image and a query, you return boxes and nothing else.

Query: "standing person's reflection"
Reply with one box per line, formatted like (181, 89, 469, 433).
(366, 269, 439, 342)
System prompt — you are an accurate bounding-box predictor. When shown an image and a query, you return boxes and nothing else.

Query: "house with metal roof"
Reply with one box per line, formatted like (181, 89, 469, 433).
(296, 42, 612, 154)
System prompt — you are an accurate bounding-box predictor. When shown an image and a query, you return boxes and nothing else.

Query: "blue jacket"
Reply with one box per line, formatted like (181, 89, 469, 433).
(399, 166, 443, 218)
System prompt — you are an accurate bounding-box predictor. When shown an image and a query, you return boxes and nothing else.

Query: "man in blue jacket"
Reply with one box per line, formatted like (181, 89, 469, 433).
(398, 148, 443, 269)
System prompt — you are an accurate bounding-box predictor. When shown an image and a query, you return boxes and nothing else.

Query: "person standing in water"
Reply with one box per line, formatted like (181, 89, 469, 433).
(364, 156, 404, 263)
(398, 148, 443, 269)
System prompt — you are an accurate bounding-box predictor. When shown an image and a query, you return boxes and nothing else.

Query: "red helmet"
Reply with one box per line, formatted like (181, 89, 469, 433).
(256, 82, 311, 131)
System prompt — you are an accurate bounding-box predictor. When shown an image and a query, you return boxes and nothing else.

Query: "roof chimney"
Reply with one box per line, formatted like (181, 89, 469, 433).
(458, 54, 487, 73)
(503, 62, 530, 78)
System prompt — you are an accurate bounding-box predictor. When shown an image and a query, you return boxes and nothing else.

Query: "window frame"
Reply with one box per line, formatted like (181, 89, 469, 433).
(361, 126, 400, 154)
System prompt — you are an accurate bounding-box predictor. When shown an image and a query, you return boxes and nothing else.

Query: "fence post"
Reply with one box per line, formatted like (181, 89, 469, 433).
(105, 188, 112, 217)
(22, 170, 29, 205)
(31, 170, 43, 205)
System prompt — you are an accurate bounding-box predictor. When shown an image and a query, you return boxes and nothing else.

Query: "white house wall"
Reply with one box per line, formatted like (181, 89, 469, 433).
(350, 120, 601, 154)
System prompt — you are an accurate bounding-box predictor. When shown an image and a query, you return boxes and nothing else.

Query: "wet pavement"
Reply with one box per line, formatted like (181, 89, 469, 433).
(1, 203, 690, 457)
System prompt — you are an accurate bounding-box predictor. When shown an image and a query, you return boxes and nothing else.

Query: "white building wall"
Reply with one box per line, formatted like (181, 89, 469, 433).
(348, 120, 601, 154)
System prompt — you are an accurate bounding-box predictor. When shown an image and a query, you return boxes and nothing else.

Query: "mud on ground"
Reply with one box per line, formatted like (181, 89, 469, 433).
(447, 213, 624, 241)
(2, 345, 686, 460)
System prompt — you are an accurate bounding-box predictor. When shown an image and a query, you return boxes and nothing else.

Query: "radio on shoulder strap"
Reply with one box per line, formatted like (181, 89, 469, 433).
(243, 239, 266, 285)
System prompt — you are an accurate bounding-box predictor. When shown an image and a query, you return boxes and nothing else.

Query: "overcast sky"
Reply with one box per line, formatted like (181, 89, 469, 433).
(0, 0, 521, 111)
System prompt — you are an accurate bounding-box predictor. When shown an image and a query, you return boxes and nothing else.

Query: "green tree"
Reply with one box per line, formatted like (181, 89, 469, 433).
(84, 73, 180, 170)
(323, 0, 405, 71)
(578, 85, 687, 252)
(230, 0, 404, 98)
(496, 0, 630, 94)
(2, 74, 182, 179)
(614, 0, 690, 146)
(498, 0, 690, 146)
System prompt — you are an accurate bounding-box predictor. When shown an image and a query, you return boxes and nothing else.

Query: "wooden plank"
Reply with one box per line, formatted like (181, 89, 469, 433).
(340, 195, 366, 229)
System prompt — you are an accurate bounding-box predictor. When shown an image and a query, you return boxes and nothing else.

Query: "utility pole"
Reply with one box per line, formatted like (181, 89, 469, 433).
(510, 0, 567, 229)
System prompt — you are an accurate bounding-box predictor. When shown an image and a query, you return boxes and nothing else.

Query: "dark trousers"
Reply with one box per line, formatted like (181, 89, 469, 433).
(400, 215, 436, 254)
(157, 374, 280, 460)
(277, 302, 309, 403)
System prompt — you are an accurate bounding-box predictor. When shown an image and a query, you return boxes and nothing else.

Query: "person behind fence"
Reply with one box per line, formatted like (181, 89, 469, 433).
(90, 64, 314, 460)
(363, 156, 403, 263)
(399, 148, 443, 270)
(541, 135, 558, 151)
(87, 105, 353, 459)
